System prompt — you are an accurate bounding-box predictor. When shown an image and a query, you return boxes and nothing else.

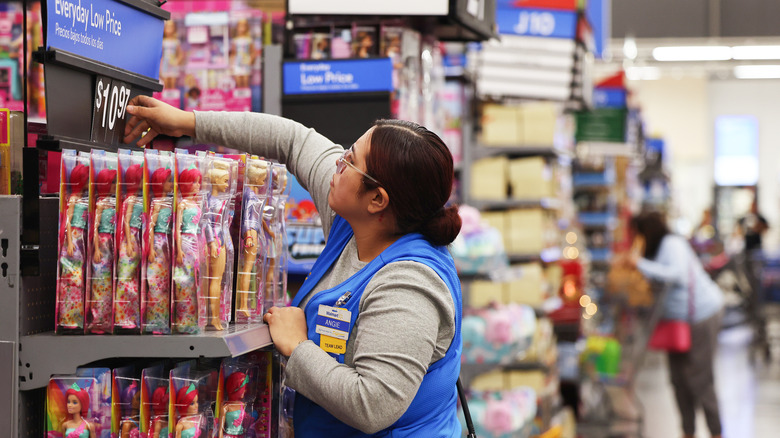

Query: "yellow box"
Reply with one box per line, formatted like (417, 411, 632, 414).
(506, 208, 546, 254)
(471, 370, 508, 391)
(508, 156, 554, 199)
(507, 370, 547, 392)
(506, 262, 546, 306)
(482, 103, 522, 145)
(470, 155, 508, 200)
(520, 102, 559, 147)
(480, 211, 509, 253)
(469, 280, 506, 307)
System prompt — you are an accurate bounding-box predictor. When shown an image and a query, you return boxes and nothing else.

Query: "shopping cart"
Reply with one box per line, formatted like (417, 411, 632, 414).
(576, 282, 669, 438)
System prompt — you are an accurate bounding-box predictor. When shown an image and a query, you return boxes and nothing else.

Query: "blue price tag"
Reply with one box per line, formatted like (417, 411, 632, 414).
(46, 0, 165, 79)
(283, 58, 394, 95)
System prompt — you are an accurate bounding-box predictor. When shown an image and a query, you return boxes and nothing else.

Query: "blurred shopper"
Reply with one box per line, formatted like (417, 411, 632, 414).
(625, 211, 724, 438)
(737, 198, 768, 254)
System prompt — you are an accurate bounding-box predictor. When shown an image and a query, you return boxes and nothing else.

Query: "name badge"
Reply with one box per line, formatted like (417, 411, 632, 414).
(316, 304, 352, 343)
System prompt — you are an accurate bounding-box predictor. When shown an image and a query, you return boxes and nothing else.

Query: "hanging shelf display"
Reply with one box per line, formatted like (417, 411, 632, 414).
(474, 3, 594, 109)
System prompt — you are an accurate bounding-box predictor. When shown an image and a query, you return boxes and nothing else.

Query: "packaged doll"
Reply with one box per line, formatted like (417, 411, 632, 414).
(174, 384, 203, 438)
(56, 151, 90, 333)
(86, 153, 117, 334)
(218, 371, 249, 438)
(202, 156, 237, 330)
(115, 153, 145, 332)
(143, 151, 175, 334)
(235, 157, 270, 322)
(172, 152, 205, 334)
(62, 383, 97, 438)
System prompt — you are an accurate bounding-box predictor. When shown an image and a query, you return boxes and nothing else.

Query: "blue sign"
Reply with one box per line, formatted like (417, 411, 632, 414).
(586, 0, 608, 58)
(593, 87, 626, 109)
(47, 0, 164, 79)
(283, 58, 394, 95)
(495, 7, 578, 39)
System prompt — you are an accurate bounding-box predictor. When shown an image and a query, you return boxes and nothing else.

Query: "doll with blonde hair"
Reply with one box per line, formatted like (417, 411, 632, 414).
(236, 160, 269, 319)
(203, 160, 232, 329)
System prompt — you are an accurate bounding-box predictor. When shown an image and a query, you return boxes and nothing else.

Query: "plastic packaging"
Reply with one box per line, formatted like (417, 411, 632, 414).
(264, 163, 289, 309)
(236, 156, 271, 323)
(169, 365, 212, 438)
(143, 150, 175, 335)
(140, 363, 169, 438)
(112, 365, 141, 438)
(216, 358, 260, 438)
(86, 151, 118, 334)
(115, 150, 146, 333)
(56, 150, 91, 333)
(200, 153, 238, 330)
(46, 368, 112, 437)
(172, 150, 206, 334)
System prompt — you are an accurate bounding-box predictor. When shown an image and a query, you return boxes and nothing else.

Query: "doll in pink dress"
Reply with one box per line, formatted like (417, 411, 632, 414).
(173, 168, 203, 333)
(145, 167, 174, 333)
(115, 164, 144, 330)
(58, 164, 90, 331)
(87, 168, 117, 333)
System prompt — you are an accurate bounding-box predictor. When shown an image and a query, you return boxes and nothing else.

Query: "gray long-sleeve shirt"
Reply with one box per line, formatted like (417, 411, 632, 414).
(194, 111, 457, 434)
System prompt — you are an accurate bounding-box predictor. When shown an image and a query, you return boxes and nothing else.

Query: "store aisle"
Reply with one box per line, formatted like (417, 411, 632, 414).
(635, 324, 780, 438)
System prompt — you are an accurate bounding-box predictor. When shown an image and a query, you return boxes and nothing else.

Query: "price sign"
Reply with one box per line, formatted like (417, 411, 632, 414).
(91, 75, 132, 145)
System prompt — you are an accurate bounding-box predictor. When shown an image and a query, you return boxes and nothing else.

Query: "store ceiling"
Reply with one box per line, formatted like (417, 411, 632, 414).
(602, 0, 780, 80)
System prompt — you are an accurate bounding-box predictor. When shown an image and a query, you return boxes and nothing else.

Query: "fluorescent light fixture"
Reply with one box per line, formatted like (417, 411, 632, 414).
(732, 45, 780, 60)
(734, 65, 780, 79)
(626, 66, 661, 80)
(652, 46, 731, 61)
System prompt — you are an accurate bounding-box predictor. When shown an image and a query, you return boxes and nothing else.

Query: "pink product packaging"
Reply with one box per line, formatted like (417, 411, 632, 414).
(85, 150, 118, 334)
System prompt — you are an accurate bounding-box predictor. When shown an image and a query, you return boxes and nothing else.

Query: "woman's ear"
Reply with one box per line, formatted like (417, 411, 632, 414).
(367, 186, 390, 215)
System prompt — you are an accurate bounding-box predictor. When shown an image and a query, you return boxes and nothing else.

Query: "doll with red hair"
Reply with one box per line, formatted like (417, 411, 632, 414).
(219, 371, 249, 438)
(173, 167, 203, 333)
(58, 162, 90, 330)
(87, 167, 117, 333)
(62, 383, 96, 438)
(145, 166, 174, 333)
(175, 384, 201, 438)
(115, 163, 145, 330)
(150, 386, 170, 438)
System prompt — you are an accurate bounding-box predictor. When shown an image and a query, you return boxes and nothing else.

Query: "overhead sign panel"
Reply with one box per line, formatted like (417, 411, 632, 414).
(46, 0, 165, 79)
(283, 59, 394, 95)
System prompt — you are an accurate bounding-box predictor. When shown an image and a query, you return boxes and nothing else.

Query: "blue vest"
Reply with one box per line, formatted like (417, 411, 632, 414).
(290, 216, 463, 437)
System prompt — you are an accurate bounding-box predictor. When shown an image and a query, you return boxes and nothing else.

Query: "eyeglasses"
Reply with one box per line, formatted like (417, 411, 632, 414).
(337, 145, 382, 186)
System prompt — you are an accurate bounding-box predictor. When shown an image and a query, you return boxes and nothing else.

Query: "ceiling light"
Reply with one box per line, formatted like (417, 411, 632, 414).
(734, 65, 780, 79)
(652, 46, 731, 61)
(626, 66, 661, 81)
(732, 45, 780, 60)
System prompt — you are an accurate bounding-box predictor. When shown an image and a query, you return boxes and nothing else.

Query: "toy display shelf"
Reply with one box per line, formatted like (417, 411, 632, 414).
(18, 324, 272, 391)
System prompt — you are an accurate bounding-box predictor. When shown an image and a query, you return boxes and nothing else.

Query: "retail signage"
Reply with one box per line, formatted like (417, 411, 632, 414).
(46, 0, 164, 79)
(91, 75, 131, 145)
(714, 115, 759, 186)
(283, 59, 394, 95)
(575, 108, 627, 143)
(288, 0, 449, 15)
(495, 6, 578, 39)
(593, 88, 626, 109)
(586, 0, 608, 58)
(497, 0, 582, 10)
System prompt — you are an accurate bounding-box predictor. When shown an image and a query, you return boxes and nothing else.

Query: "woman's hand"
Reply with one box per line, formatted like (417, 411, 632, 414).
(263, 306, 308, 357)
(123, 95, 196, 147)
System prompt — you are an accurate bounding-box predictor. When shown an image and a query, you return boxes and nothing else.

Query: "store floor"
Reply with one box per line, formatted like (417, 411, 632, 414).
(635, 320, 780, 438)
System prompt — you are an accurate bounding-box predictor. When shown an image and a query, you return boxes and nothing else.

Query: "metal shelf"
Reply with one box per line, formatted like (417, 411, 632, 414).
(18, 324, 272, 390)
(470, 197, 561, 211)
(473, 144, 573, 160)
